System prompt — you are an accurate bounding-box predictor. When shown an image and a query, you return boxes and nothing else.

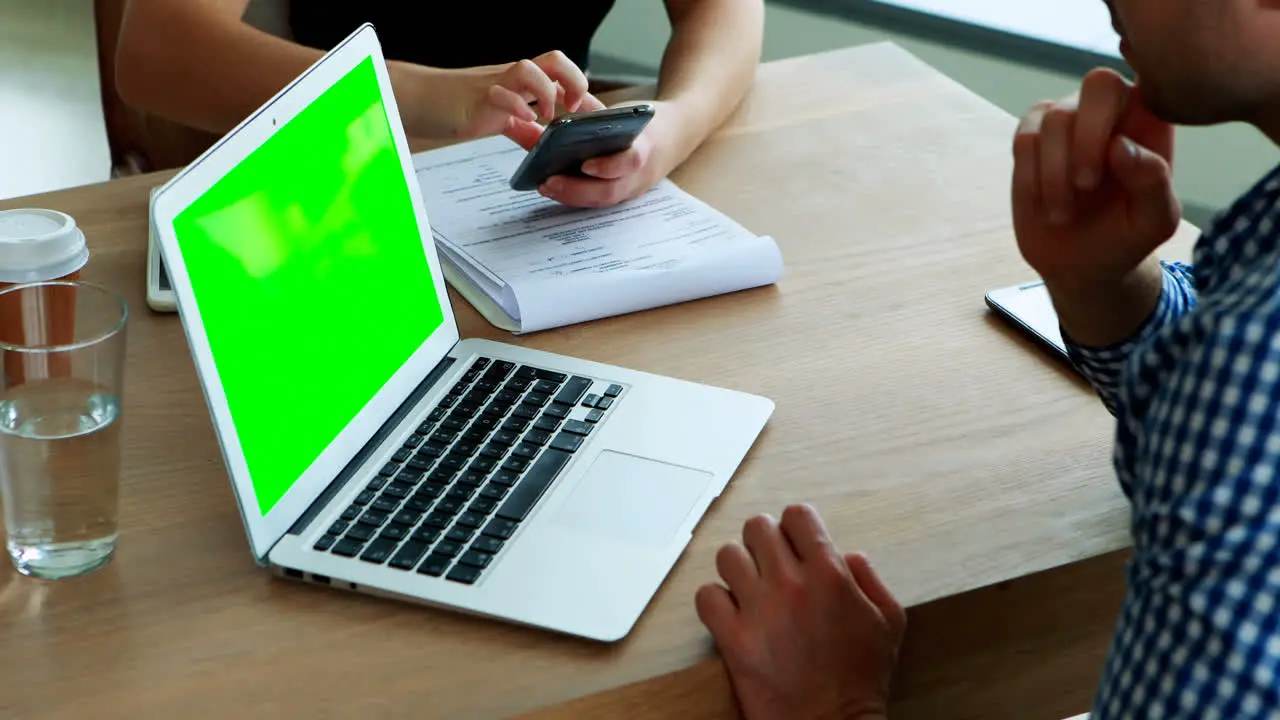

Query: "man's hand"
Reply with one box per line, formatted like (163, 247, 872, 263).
(1013, 68, 1182, 347)
(695, 504, 906, 720)
(536, 100, 682, 208)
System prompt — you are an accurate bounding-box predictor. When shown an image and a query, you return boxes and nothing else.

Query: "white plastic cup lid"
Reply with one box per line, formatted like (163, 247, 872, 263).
(0, 209, 91, 284)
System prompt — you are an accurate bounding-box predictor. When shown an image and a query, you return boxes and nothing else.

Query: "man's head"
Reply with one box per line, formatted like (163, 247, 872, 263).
(1107, 0, 1280, 128)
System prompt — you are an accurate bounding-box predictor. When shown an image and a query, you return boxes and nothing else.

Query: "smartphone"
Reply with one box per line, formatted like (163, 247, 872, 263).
(509, 102, 656, 191)
(985, 280, 1068, 361)
(146, 186, 177, 313)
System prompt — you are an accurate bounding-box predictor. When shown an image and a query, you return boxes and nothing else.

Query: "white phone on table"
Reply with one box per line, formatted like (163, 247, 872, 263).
(985, 280, 1068, 361)
(146, 186, 177, 313)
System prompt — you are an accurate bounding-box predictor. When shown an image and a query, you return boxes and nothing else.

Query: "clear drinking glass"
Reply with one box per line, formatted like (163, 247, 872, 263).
(0, 281, 127, 579)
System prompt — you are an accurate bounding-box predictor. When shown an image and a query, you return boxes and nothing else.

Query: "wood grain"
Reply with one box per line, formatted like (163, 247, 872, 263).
(0, 43, 1199, 719)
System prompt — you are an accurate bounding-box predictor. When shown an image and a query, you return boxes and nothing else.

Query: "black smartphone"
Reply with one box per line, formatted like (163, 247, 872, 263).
(985, 280, 1071, 362)
(509, 103, 656, 191)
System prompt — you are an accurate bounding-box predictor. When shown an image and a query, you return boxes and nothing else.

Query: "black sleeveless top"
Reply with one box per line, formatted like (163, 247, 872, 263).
(288, 3, 617, 71)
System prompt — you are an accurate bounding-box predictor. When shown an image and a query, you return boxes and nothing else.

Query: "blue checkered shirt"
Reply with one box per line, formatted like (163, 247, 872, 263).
(1068, 165, 1280, 719)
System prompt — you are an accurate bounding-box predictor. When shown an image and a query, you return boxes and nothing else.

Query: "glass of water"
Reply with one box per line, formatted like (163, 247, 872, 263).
(0, 281, 127, 579)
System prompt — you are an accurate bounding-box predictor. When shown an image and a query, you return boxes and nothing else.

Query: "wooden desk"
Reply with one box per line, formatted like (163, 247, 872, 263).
(0, 43, 1197, 718)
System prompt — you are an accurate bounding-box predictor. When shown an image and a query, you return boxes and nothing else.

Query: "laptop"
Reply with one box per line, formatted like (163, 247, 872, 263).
(150, 24, 774, 642)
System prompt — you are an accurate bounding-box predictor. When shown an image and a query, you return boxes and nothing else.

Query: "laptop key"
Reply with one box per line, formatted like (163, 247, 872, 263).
(497, 448, 573, 522)
(383, 484, 412, 500)
(582, 394, 600, 408)
(403, 434, 425, 449)
(428, 467, 456, 485)
(596, 397, 614, 411)
(502, 417, 529, 434)
(427, 407, 447, 422)
(441, 417, 467, 433)
(445, 526, 474, 544)
(501, 457, 530, 473)
(472, 414, 501, 432)
(417, 554, 452, 577)
(425, 512, 453, 529)
(430, 429, 458, 446)
(416, 420, 436, 435)
(585, 409, 605, 424)
(446, 485, 476, 502)
(389, 541, 429, 570)
(553, 376, 592, 406)
(482, 518, 519, 540)
(492, 430, 520, 446)
(479, 483, 509, 502)
(604, 384, 623, 397)
(392, 510, 423, 527)
(379, 463, 398, 477)
(525, 430, 552, 447)
(447, 564, 483, 585)
(505, 377, 532, 393)
(354, 490, 375, 505)
(439, 393, 460, 408)
(515, 365, 537, 380)
(346, 525, 376, 542)
(480, 442, 508, 460)
(392, 448, 412, 463)
(457, 470, 488, 488)
(533, 379, 560, 395)
(361, 537, 398, 564)
(471, 536, 504, 554)
(379, 525, 408, 542)
(436, 498, 465, 515)
(543, 403, 571, 419)
(367, 476, 388, 492)
(332, 538, 363, 557)
(533, 416, 560, 433)
(490, 470, 519, 487)
(469, 457, 498, 474)
(341, 504, 361, 521)
(434, 540, 462, 558)
(371, 496, 400, 513)
(411, 527, 441, 545)
(458, 549, 494, 569)
(522, 392, 551, 408)
(563, 420, 592, 437)
(513, 404, 539, 421)
(406, 457, 433, 472)
(550, 432, 584, 453)
(358, 510, 389, 527)
(454, 440, 481, 457)
(416, 483, 446, 500)
(327, 520, 349, 535)
(314, 534, 337, 551)
(534, 369, 568, 383)
(406, 496, 434, 513)
(470, 498, 497, 515)
(457, 512, 485, 529)
(418, 442, 446, 458)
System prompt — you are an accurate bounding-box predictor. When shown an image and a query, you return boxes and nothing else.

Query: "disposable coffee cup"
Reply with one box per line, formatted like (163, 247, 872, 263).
(0, 209, 91, 385)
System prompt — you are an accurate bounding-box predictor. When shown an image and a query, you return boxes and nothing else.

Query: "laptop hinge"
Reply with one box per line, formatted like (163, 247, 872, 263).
(286, 354, 456, 537)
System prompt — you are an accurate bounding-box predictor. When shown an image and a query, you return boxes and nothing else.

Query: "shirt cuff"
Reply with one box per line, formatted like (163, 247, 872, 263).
(1064, 262, 1196, 406)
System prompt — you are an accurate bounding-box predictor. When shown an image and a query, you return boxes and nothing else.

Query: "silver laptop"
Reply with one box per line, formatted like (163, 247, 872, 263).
(150, 24, 773, 641)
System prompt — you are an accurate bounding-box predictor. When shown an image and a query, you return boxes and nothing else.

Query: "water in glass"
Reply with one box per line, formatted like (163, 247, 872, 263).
(0, 377, 121, 578)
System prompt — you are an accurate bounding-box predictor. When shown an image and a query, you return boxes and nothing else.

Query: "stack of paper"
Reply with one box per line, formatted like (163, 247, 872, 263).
(412, 136, 783, 334)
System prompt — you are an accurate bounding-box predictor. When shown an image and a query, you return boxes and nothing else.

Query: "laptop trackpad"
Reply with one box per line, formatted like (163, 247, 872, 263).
(552, 451, 711, 547)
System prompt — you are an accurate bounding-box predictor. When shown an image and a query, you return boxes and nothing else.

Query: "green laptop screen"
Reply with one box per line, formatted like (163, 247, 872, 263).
(172, 57, 444, 515)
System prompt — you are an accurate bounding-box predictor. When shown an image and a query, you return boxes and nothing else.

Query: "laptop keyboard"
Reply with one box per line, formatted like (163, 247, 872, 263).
(312, 357, 623, 585)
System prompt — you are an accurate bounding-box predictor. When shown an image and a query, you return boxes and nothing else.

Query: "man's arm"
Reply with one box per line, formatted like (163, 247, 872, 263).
(1059, 259, 1197, 415)
(1089, 290, 1280, 717)
(651, 0, 764, 164)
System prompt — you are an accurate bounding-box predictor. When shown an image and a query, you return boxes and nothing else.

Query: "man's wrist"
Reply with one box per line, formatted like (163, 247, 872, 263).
(1044, 258, 1165, 349)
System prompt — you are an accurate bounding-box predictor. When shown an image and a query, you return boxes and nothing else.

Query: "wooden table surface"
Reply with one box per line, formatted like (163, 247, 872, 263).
(0, 43, 1198, 719)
